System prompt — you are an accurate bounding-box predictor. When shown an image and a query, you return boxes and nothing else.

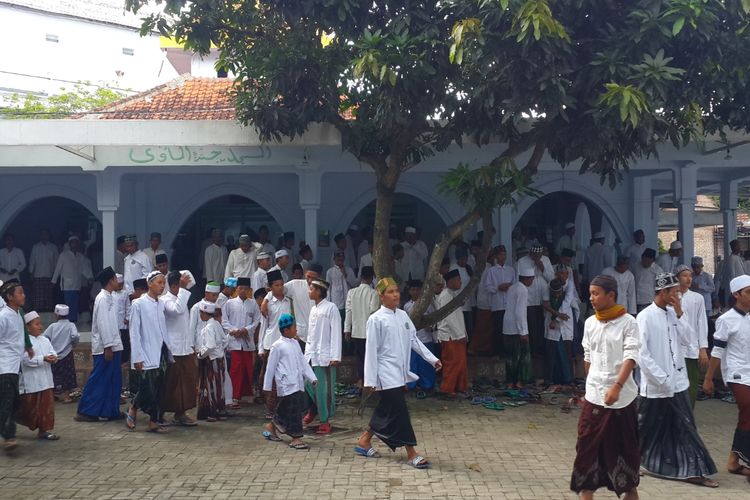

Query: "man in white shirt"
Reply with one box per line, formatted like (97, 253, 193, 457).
(674, 265, 709, 408)
(584, 232, 614, 284)
(358, 240, 374, 280)
(270, 249, 290, 283)
(224, 234, 263, 280)
(122, 235, 151, 295)
(51, 236, 93, 323)
(435, 269, 469, 398)
(256, 225, 276, 260)
(602, 256, 637, 315)
(303, 278, 342, 435)
(76, 267, 124, 422)
(271, 263, 322, 346)
(636, 272, 717, 486)
(556, 223, 579, 265)
(453, 247, 475, 340)
(723, 239, 747, 304)
(625, 229, 646, 275)
(400, 227, 428, 281)
(115, 235, 126, 275)
(689, 257, 714, 316)
(280, 232, 299, 275)
(253, 252, 272, 293)
(517, 245, 554, 356)
(127, 271, 169, 433)
(355, 277, 441, 468)
(484, 245, 515, 356)
(703, 275, 750, 479)
(161, 270, 197, 426)
(656, 240, 682, 274)
(345, 225, 363, 272)
(0, 280, 28, 451)
(344, 266, 379, 389)
(28, 229, 59, 312)
(142, 232, 166, 270)
(633, 248, 664, 312)
(203, 229, 228, 283)
(503, 265, 535, 388)
(0, 234, 25, 283)
(326, 251, 357, 320)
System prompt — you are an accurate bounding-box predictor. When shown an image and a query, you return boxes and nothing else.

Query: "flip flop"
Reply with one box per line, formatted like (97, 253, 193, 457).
(685, 477, 719, 488)
(39, 432, 60, 441)
(262, 430, 282, 442)
(354, 446, 381, 458)
(147, 426, 168, 434)
(408, 455, 430, 469)
(729, 465, 750, 477)
(289, 442, 309, 450)
(482, 396, 496, 404)
(470, 396, 484, 405)
(3, 440, 18, 453)
(125, 413, 136, 431)
(483, 402, 505, 411)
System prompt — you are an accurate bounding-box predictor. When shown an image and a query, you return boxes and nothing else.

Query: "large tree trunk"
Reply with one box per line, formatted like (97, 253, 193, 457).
(371, 167, 400, 279)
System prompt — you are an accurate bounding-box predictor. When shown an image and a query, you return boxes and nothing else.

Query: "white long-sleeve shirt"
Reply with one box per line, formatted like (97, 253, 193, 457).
(633, 262, 664, 305)
(344, 283, 379, 340)
(584, 243, 614, 282)
(43, 319, 79, 359)
(545, 295, 574, 342)
(51, 249, 92, 291)
(129, 294, 168, 370)
(257, 293, 290, 353)
(326, 265, 357, 309)
(114, 289, 130, 330)
(404, 299, 436, 344)
(601, 267, 637, 315)
(625, 243, 646, 274)
(91, 289, 124, 356)
(222, 296, 261, 352)
(142, 247, 165, 270)
(252, 268, 268, 294)
(224, 243, 263, 280)
(263, 336, 317, 396)
(161, 288, 193, 356)
(636, 303, 691, 398)
(283, 279, 314, 342)
(123, 250, 151, 294)
(691, 271, 714, 312)
(712, 307, 750, 387)
(0, 306, 25, 375)
(484, 263, 515, 312)
(680, 289, 708, 359)
(503, 281, 529, 336)
(364, 305, 439, 390)
(582, 313, 639, 408)
(304, 299, 342, 367)
(197, 318, 228, 360)
(203, 244, 228, 282)
(28, 242, 58, 278)
(19, 335, 56, 394)
(400, 240, 429, 281)
(0, 247, 26, 282)
(516, 255, 554, 306)
(656, 253, 679, 274)
(435, 288, 467, 342)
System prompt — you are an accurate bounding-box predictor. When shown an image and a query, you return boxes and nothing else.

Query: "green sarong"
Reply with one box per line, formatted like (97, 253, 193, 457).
(305, 366, 337, 423)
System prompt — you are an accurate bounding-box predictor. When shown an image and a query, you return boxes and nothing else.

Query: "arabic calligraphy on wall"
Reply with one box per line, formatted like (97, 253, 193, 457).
(128, 146, 272, 165)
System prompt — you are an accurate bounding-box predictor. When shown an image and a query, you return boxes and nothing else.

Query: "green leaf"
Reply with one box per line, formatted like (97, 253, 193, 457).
(672, 17, 685, 36)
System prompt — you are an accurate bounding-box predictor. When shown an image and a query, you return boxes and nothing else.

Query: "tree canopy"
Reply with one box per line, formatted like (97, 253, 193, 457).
(125, 0, 750, 325)
(1, 85, 124, 119)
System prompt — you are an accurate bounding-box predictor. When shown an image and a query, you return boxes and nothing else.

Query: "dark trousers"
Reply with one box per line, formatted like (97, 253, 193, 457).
(353, 338, 366, 382)
(463, 310, 475, 339)
(491, 310, 505, 356)
(0, 373, 19, 440)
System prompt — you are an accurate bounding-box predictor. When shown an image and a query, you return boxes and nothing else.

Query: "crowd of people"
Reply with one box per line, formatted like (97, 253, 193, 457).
(0, 220, 749, 495)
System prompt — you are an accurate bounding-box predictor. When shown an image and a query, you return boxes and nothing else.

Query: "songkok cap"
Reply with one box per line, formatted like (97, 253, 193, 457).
(691, 256, 704, 267)
(564, 222, 575, 230)
(155, 253, 168, 264)
(54, 304, 69, 316)
(309, 263, 323, 274)
(116, 235, 126, 245)
(198, 300, 216, 314)
(375, 277, 397, 294)
(299, 244, 312, 255)
(266, 270, 283, 284)
(236, 277, 251, 287)
(278, 313, 295, 331)
(530, 244, 544, 254)
(642, 248, 657, 259)
(554, 263, 571, 273)
(224, 277, 238, 288)
(407, 279, 423, 288)
(360, 266, 375, 279)
(674, 264, 692, 276)
(443, 269, 460, 282)
(516, 246, 529, 255)
(654, 272, 679, 291)
(283, 231, 295, 239)
(561, 248, 575, 258)
(311, 278, 330, 290)
(116, 273, 124, 284)
(730, 275, 750, 294)
(519, 265, 535, 278)
(593, 231, 605, 240)
(23, 311, 39, 324)
(257, 252, 271, 261)
(150, 232, 162, 240)
(96, 266, 117, 286)
(124, 235, 137, 244)
(616, 255, 630, 265)
(549, 279, 564, 293)
(146, 270, 163, 283)
(455, 246, 468, 259)
(334, 233, 345, 243)
(68, 235, 80, 242)
(133, 278, 148, 290)
(670, 241, 683, 250)
(275, 249, 289, 259)
(205, 282, 221, 293)
(404, 226, 417, 234)
(238, 234, 251, 243)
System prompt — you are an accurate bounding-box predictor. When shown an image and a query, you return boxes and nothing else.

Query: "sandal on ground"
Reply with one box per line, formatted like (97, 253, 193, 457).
(262, 430, 282, 442)
(3, 440, 18, 453)
(408, 455, 430, 469)
(125, 413, 136, 431)
(206, 417, 217, 422)
(416, 390, 427, 400)
(173, 417, 198, 427)
(316, 423, 331, 435)
(483, 402, 505, 411)
(729, 465, 750, 477)
(289, 442, 309, 450)
(147, 426, 168, 434)
(354, 446, 381, 458)
(685, 477, 719, 488)
(470, 396, 484, 405)
(39, 432, 60, 441)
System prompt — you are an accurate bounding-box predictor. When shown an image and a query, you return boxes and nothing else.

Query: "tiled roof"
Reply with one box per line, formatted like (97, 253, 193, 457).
(91, 76, 237, 120)
(1, 0, 150, 29)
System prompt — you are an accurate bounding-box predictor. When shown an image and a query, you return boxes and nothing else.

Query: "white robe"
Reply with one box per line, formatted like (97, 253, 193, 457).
(304, 299, 342, 367)
(326, 265, 357, 310)
(91, 289, 124, 356)
(222, 296, 261, 352)
(503, 282, 529, 336)
(19, 335, 56, 394)
(680, 289, 708, 359)
(28, 242, 58, 279)
(43, 319, 79, 359)
(224, 243, 263, 280)
(0, 247, 26, 282)
(601, 267, 637, 315)
(123, 250, 151, 294)
(400, 240, 429, 281)
(203, 244, 228, 282)
(161, 288, 192, 356)
(283, 279, 314, 342)
(257, 293, 290, 353)
(263, 336, 317, 396)
(129, 294, 168, 370)
(344, 283, 379, 340)
(52, 249, 92, 291)
(435, 288, 467, 342)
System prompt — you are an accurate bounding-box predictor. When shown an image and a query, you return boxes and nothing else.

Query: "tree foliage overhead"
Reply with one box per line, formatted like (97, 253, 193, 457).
(1, 85, 125, 119)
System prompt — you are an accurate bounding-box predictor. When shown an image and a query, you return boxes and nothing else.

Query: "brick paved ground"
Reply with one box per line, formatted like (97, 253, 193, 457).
(0, 392, 748, 499)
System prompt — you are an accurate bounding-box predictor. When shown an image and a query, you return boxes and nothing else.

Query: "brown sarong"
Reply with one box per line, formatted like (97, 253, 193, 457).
(33, 278, 55, 312)
(197, 357, 226, 420)
(570, 399, 640, 496)
(469, 308, 493, 355)
(51, 351, 77, 392)
(16, 388, 55, 432)
(730, 383, 750, 465)
(439, 339, 469, 395)
(162, 353, 198, 413)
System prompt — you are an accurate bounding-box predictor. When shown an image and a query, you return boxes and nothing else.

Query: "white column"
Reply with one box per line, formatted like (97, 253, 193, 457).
(632, 176, 656, 247)
(302, 205, 319, 255)
(101, 209, 116, 268)
(721, 180, 739, 285)
(96, 171, 121, 269)
(134, 180, 147, 245)
(498, 205, 513, 250)
(675, 165, 697, 264)
(297, 168, 322, 258)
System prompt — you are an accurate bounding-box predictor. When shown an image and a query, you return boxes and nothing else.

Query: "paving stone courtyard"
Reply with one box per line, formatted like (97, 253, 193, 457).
(1, 393, 748, 499)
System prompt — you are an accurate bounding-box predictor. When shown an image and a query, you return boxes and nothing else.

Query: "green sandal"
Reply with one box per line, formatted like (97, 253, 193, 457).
(483, 402, 505, 411)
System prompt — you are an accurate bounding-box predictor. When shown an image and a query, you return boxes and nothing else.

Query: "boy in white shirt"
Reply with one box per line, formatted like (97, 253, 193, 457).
(17, 311, 59, 441)
(404, 280, 438, 394)
(43, 304, 79, 403)
(196, 301, 229, 422)
(262, 314, 317, 449)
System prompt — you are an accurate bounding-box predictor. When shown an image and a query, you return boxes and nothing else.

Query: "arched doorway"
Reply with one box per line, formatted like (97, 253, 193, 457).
(169, 195, 281, 274)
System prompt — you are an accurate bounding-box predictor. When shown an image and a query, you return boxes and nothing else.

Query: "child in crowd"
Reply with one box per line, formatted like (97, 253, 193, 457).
(404, 280, 438, 396)
(543, 279, 574, 387)
(17, 311, 60, 440)
(43, 304, 79, 403)
(196, 301, 228, 422)
(291, 263, 304, 280)
(263, 314, 317, 449)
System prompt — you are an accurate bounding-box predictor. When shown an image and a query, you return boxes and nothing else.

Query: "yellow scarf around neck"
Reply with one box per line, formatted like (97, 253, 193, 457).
(595, 304, 627, 322)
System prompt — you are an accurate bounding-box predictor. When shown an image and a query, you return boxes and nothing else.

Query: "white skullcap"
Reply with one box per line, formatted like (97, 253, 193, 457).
(404, 226, 416, 234)
(205, 283, 221, 293)
(519, 266, 536, 278)
(54, 304, 69, 316)
(669, 241, 683, 250)
(68, 235, 80, 242)
(257, 252, 271, 261)
(198, 300, 216, 313)
(275, 249, 289, 259)
(116, 273, 124, 284)
(593, 232, 604, 239)
(146, 270, 162, 283)
(23, 311, 39, 324)
(564, 222, 575, 230)
(730, 275, 750, 294)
